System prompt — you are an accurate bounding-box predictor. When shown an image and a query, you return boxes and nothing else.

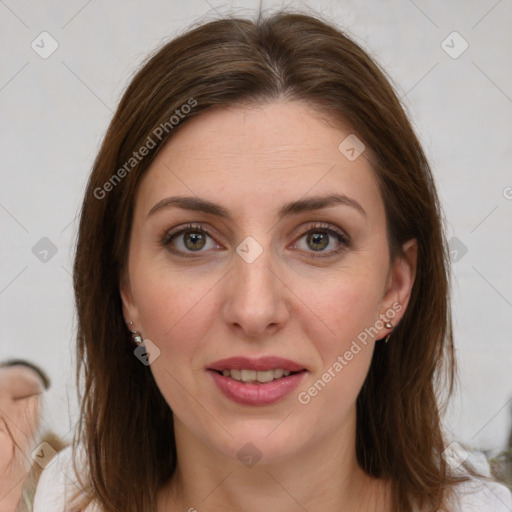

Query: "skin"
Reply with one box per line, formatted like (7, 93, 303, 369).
(121, 101, 417, 512)
(0, 365, 44, 512)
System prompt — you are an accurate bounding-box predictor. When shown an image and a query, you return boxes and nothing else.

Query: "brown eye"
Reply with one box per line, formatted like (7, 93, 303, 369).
(293, 224, 350, 258)
(162, 224, 222, 256)
(184, 231, 206, 251)
(307, 232, 330, 251)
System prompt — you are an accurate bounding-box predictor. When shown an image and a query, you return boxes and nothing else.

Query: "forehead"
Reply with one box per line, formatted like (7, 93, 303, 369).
(0, 365, 44, 394)
(136, 101, 383, 220)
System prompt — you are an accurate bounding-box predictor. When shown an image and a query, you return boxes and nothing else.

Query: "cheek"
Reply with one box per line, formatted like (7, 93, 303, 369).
(295, 279, 379, 421)
(1, 399, 39, 453)
(135, 276, 219, 416)
(293, 269, 384, 405)
(131, 255, 220, 346)
(0, 428, 14, 470)
(131, 266, 222, 407)
(300, 271, 384, 351)
(20, 398, 41, 445)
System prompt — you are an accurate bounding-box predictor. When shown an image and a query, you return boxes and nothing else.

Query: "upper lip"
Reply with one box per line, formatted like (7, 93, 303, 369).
(208, 356, 306, 372)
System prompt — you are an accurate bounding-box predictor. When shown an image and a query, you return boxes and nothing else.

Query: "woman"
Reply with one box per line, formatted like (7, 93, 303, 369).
(33, 10, 512, 512)
(0, 360, 63, 512)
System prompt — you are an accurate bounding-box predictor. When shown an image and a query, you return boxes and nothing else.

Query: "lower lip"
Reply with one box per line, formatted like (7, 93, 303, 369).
(208, 370, 306, 406)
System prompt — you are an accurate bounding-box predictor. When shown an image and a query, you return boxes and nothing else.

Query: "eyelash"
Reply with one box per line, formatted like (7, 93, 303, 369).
(160, 222, 350, 259)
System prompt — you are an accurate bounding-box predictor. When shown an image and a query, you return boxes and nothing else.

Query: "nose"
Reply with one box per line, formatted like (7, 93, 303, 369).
(221, 247, 290, 338)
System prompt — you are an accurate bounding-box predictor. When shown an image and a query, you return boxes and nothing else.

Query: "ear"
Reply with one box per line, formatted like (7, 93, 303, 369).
(379, 238, 418, 331)
(119, 269, 140, 328)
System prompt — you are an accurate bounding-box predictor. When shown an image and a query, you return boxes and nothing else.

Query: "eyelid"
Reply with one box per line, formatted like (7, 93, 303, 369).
(13, 392, 42, 401)
(162, 223, 217, 244)
(294, 221, 349, 241)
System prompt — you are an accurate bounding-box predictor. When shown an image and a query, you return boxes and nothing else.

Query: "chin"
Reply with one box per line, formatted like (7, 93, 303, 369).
(196, 417, 314, 467)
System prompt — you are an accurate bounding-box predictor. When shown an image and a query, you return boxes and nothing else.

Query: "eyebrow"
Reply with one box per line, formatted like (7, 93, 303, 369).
(147, 194, 366, 220)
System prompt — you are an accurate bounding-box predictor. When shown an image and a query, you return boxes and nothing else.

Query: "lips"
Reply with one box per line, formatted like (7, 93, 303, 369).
(208, 356, 306, 373)
(207, 356, 307, 406)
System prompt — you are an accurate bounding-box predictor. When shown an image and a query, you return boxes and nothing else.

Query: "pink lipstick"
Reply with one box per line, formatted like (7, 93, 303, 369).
(207, 356, 307, 406)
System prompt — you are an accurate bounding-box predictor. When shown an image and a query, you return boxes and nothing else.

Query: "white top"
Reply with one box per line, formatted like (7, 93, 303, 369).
(32, 446, 98, 512)
(33, 446, 512, 511)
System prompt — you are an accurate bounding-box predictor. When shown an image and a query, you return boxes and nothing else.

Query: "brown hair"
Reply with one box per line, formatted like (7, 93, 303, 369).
(73, 10, 469, 511)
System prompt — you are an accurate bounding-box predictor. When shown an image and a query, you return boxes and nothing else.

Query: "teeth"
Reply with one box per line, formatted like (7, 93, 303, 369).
(240, 369, 256, 381)
(256, 370, 274, 383)
(219, 368, 295, 383)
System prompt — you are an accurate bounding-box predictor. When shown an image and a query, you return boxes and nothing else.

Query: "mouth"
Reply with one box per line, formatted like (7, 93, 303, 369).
(207, 356, 308, 405)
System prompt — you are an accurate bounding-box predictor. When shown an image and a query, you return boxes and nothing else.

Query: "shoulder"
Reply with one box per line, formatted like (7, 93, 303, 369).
(444, 452, 512, 512)
(33, 445, 100, 512)
(32, 445, 73, 511)
(448, 477, 512, 511)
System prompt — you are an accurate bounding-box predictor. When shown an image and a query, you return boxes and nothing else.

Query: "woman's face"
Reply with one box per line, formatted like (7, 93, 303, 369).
(0, 365, 43, 473)
(121, 101, 416, 464)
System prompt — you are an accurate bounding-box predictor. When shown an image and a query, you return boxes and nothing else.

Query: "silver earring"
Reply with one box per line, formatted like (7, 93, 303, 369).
(127, 321, 143, 345)
(384, 321, 393, 343)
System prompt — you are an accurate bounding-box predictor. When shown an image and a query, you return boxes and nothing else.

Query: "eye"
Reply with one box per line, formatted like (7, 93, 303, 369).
(161, 224, 222, 255)
(13, 392, 41, 401)
(8, 379, 43, 401)
(293, 223, 350, 257)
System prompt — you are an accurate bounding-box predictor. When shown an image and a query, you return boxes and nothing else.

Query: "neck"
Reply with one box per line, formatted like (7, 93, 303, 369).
(159, 407, 391, 512)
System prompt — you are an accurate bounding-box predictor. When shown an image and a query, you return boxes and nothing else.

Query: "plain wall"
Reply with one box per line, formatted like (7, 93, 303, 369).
(1, 0, 511, 455)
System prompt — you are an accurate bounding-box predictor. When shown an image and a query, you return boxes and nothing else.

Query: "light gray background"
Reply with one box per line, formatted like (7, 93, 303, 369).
(1, 0, 511, 455)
